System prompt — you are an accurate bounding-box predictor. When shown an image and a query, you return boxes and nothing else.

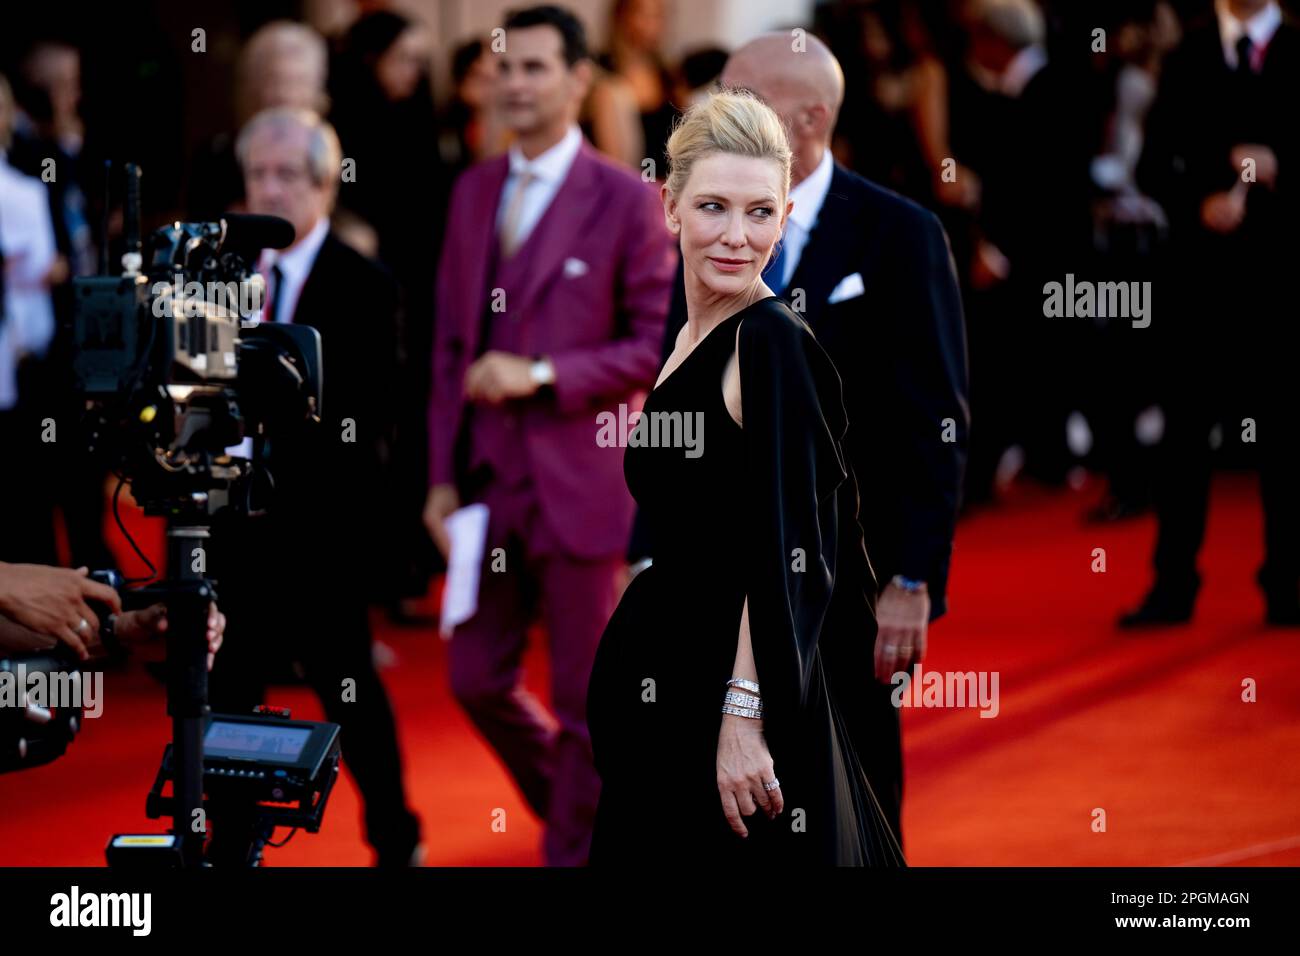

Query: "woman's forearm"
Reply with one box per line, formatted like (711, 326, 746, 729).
(730, 598, 758, 686)
(722, 598, 763, 734)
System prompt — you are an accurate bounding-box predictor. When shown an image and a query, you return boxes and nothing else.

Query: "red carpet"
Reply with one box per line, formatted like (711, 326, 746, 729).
(2, 472, 1297, 866)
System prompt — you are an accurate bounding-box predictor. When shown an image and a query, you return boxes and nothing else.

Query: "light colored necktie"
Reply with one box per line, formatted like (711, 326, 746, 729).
(500, 169, 536, 257)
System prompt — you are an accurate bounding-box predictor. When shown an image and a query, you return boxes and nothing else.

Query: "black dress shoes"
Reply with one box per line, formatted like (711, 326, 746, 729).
(1265, 596, 1300, 627)
(1259, 570, 1300, 626)
(1118, 589, 1195, 628)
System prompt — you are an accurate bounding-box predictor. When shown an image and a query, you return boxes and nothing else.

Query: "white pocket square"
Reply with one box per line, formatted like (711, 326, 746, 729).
(828, 272, 865, 304)
(563, 257, 589, 278)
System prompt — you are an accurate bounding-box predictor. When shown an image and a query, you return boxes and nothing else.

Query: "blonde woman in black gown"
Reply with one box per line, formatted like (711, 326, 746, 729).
(586, 90, 904, 865)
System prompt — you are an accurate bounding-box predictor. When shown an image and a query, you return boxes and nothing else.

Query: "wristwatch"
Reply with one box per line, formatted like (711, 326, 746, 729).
(889, 574, 928, 594)
(529, 357, 556, 388)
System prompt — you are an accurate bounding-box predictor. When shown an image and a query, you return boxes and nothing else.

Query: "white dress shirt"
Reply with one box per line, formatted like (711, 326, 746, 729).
(495, 124, 583, 251)
(257, 216, 330, 324)
(1217, 0, 1282, 69)
(0, 153, 57, 411)
(778, 149, 835, 290)
(230, 217, 327, 457)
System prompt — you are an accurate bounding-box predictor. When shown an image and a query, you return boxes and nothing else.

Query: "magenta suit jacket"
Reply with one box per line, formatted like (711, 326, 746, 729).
(428, 142, 675, 558)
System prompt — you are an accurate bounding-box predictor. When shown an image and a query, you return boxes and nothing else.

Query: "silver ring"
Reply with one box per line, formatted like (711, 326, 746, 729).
(884, 644, 898, 655)
(763, 778, 780, 791)
(77, 618, 89, 634)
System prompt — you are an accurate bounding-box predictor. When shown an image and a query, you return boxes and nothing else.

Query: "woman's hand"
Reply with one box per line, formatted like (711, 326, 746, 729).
(717, 713, 783, 837)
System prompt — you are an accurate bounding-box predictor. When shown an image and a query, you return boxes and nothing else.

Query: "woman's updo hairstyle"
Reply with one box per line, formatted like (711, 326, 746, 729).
(664, 89, 792, 201)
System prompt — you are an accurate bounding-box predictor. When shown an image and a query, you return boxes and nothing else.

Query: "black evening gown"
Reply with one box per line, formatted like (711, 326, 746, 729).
(586, 295, 906, 865)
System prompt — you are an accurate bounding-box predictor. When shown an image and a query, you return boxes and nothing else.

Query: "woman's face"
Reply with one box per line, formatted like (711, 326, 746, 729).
(666, 152, 790, 299)
(459, 51, 496, 110)
(619, 0, 666, 50)
(375, 26, 430, 102)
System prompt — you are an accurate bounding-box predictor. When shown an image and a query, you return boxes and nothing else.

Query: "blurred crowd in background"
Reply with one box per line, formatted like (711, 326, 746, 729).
(1, 0, 1295, 611)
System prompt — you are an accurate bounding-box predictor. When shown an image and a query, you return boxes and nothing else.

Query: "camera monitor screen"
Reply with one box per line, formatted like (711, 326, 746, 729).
(204, 721, 312, 762)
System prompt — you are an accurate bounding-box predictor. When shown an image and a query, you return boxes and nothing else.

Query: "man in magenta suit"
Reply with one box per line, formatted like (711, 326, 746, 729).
(423, 5, 674, 865)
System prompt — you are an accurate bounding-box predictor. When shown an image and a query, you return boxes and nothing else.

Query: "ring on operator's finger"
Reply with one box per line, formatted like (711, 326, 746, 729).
(77, 618, 89, 634)
(762, 778, 780, 791)
(884, 644, 898, 655)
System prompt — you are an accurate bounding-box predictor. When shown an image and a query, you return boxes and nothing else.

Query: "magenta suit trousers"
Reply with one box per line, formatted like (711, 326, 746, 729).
(448, 473, 622, 866)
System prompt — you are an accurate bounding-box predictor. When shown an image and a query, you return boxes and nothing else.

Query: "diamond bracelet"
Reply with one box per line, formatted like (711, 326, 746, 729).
(723, 690, 761, 708)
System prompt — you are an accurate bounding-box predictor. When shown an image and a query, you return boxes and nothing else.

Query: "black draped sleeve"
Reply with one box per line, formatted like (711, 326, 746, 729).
(738, 299, 852, 754)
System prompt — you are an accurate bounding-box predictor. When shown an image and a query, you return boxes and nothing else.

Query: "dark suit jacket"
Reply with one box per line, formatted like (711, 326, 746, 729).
(1138, 16, 1300, 250)
(288, 230, 398, 525)
(218, 231, 401, 600)
(1137, 15, 1300, 374)
(633, 163, 969, 619)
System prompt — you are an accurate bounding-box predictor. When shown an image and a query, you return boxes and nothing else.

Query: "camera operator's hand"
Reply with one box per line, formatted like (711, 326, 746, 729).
(423, 484, 461, 560)
(0, 563, 122, 661)
(115, 602, 226, 671)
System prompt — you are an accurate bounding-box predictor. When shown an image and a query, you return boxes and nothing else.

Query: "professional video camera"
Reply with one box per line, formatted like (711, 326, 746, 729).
(70, 163, 323, 521)
(23, 162, 343, 867)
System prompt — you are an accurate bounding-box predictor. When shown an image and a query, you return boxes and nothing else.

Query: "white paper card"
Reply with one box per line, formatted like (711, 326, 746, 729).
(439, 503, 490, 640)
